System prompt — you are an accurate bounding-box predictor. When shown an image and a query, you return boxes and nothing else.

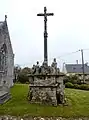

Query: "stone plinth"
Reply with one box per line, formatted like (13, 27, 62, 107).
(27, 59, 65, 106)
(28, 74, 65, 106)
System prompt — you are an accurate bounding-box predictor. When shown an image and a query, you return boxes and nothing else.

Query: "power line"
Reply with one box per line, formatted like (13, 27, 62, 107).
(56, 50, 80, 59)
(83, 48, 89, 51)
(47, 50, 81, 63)
(15, 50, 79, 67)
(15, 49, 89, 67)
(48, 48, 89, 61)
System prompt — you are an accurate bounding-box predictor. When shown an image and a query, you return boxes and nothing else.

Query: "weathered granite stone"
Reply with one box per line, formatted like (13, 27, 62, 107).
(28, 59, 65, 106)
(0, 15, 14, 88)
(0, 15, 14, 104)
(0, 116, 89, 120)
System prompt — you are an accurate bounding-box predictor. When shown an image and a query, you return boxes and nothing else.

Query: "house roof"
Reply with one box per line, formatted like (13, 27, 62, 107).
(65, 64, 89, 74)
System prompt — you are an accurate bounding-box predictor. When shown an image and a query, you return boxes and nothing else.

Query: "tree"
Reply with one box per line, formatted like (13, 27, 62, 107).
(17, 67, 31, 84)
(14, 65, 21, 83)
(21, 67, 31, 74)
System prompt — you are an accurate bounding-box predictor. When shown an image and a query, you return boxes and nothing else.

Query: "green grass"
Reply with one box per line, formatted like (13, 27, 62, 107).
(0, 84, 89, 117)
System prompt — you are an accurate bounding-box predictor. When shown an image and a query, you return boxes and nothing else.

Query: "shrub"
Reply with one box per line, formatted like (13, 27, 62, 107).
(73, 84, 80, 89)
(17, 73, 29, 84)
(71, 79, 78, 84)
(26, 81, 29, 84)
(65, 82, 74, 88)
(77, 79, 82, 85)
(65, 83, 89, 91)
(63, 77, 70, 84)
(63, 75, 80, 84)
(79, 84, 89, 90)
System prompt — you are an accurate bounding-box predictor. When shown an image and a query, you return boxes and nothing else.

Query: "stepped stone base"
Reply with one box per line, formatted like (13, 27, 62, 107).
(0, 85, 11, 104)
(28, 59, 65, 106)
(28, 74, 65, 106)
(0, 91, 11, 104)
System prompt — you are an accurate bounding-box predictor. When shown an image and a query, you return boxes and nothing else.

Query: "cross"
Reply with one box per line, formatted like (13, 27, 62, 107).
(5, 15, 7, 22)
(37, 7, 54, 64)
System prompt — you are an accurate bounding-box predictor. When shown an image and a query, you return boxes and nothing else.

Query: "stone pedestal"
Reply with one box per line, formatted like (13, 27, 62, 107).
(28, 59, 65, 106)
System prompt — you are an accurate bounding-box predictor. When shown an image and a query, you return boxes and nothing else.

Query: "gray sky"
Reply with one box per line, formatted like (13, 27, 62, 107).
(0, 0, 89, 69)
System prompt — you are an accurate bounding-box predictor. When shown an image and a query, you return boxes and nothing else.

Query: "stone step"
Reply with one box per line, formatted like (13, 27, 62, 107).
(0, 91, 9, 100)
(0, 86, 3, 91)
(0, 91, 11, 104)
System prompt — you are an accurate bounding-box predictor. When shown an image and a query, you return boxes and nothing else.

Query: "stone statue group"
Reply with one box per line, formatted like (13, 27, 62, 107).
(31, 58, 60, 75)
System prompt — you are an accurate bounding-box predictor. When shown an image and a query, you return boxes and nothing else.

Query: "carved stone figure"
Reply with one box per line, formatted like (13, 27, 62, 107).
(51, 58, 57, 68)
(50, 58, 57, 74)
(35, 61, 40, 74)
(41, 61, 48, 74)
(31, 65, 36, 74)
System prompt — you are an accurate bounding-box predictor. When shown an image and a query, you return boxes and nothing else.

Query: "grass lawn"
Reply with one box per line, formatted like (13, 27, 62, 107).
(0, 84, 89, 117)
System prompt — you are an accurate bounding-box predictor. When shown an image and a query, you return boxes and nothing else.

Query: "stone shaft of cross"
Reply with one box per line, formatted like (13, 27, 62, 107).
(37, 7, 54, 64)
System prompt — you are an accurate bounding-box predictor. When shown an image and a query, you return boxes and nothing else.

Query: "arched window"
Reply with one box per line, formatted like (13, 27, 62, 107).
(0, 43, 7, 72)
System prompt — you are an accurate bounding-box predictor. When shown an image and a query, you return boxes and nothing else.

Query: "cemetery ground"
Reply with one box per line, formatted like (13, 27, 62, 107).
(0, 84, 89, 117)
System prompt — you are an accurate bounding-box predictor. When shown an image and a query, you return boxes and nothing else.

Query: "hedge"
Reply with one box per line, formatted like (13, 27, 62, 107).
(65, 82, 74, 88)
(65, 82, 89, 90)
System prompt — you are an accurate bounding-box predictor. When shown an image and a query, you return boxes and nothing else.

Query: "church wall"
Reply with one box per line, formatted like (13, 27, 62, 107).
(0, 21, 14, 87)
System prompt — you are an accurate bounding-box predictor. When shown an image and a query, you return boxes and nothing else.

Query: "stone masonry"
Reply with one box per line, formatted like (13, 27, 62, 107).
(0, 15, 14, 104)
(0, 15, 14, 88)
(28, 58, 65, 106)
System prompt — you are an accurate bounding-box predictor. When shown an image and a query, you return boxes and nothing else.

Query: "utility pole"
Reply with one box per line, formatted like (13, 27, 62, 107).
(81, 49, 85, 83)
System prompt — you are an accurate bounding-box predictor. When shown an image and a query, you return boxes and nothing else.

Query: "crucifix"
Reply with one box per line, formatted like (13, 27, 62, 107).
(5, 15, 7, 22)
(37, 7, 54, 64)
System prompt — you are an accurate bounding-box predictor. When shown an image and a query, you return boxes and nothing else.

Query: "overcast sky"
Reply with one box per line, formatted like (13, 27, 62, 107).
(0, 0, 89, 69)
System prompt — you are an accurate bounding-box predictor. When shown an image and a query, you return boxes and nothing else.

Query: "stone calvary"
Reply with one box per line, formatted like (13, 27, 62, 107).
(27, 7, 65, 106)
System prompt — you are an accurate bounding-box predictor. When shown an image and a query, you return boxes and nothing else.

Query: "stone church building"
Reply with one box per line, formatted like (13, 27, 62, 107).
(0, 15, 14, 87)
